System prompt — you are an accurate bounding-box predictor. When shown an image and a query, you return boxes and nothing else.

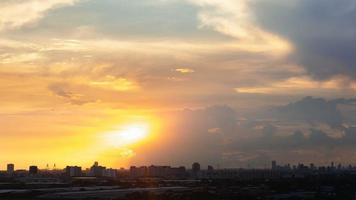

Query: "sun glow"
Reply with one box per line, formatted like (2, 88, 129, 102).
(104, 123, 151, 148)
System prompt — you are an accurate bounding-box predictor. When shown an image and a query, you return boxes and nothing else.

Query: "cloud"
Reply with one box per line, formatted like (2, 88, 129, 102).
(184, 0, 356, 85)
(225, 124, 356, 166)
(187, 0, 253, 39)
(252, 0, 356, 80)
(235, 126, 356, 151)
(268, 96, 345, 127)
(185, 0, 293, 56)
(0, 36, 303, 109)
(0, 0, 79, 31)
(255, 96, 356, 126)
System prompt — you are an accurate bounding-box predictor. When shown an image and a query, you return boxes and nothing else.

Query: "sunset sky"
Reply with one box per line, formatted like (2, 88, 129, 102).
(1, 0, 356, 170)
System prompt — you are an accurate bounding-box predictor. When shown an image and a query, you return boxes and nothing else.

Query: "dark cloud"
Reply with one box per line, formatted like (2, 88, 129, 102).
(234, 126, 356, 152)
(267, 96, 352, 127)
(252, 0, 356, 80)
(223, 124, 356, 166)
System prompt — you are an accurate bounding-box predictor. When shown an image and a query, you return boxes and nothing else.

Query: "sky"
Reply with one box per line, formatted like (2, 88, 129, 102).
(1, 0, 356, 170)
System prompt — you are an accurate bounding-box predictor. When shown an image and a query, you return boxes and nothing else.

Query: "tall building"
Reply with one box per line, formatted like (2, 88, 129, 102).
(7, 163, 14, 174)
(29, 166, 38, 175)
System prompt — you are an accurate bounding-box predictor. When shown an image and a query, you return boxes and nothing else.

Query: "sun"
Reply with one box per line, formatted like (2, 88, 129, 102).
(104, 123, 150, 147)
(119, 124, 149, 143)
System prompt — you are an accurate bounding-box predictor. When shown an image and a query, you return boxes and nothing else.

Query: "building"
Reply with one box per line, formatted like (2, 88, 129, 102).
(90, 162, 106, 177)
(147, 165, 164, 177)
(7, 163, 14, 174)
(130, 166, 147, 178)
(147, 165, 186, 178)
(104, 168, 117, 178)
(65, 166, 82, 177)
(192, 162, 201, 173)
(272, 160, 277, 170)
(169, 166, 186, 178)
(129, 165, 186, 179)
(29, 166, 38, 175)
(208, 165, 214, 171)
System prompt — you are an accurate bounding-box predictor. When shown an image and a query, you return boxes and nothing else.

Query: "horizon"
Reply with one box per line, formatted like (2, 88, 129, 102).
(1, 159, 354, 171)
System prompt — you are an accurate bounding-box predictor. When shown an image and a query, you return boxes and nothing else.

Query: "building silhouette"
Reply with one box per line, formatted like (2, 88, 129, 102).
(90, 162, 106, 177)
(29, 166, 38, 175)
(65, 166, 82, 177)
(272, 160, 277, 170)
(192, 162, 200, 178)
(129, 165, 186, 178)
(192, 162, 201, 173)
(208, 165, 214, 171)
(7, 163, 14, 174)
(130, 166, 147, 178)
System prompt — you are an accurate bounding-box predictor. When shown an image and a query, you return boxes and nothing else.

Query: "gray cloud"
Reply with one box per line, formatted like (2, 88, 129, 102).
(252, 0, 356, 80)
(235, 126, 356, 151)
(265, 96, 356, 127)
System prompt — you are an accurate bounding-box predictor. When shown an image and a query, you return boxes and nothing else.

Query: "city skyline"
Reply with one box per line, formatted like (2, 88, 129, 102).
(2, 159, 356, 172)
(1, 0, 356, 169)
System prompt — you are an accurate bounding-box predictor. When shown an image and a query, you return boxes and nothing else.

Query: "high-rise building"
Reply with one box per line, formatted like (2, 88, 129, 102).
(29, 166, 38, 175)
(7, 164, 14, 174)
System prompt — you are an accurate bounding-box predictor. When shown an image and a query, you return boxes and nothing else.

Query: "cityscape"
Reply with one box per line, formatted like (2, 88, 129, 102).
(2, 0, 356, 199)
(2, 161, 356, 199)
